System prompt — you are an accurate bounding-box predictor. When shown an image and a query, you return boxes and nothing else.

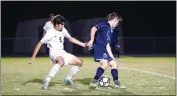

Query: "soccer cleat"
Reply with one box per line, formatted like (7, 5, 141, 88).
(43, 79, 49, 89)
(114, 80, 126, 89)
(90, 79, 99, 87)
(64, 78, 77, 89)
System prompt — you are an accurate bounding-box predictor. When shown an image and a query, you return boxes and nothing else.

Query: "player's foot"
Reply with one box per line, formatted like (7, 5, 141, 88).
(114, 80, 126, 89)
(90, 79, 99, 87)
(43, 79, 49, 89)
(64, 78, 77, 89)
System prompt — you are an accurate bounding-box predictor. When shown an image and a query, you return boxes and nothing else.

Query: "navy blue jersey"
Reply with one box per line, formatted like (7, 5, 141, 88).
(94, 22, 112, 46)
(92, 21, 113, 62)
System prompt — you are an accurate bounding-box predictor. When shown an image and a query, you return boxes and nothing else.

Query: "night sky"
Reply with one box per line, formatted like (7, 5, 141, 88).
(1, 1, 176, 38)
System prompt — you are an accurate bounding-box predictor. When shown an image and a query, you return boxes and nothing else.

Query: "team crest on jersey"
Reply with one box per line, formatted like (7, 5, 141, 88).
(103, 53, 108, 59)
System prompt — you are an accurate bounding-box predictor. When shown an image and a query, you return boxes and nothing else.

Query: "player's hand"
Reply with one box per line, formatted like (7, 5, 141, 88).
(83, 42, 88, 47)
(28, 58, 34, 64)
(87, 40, 93, 50)
(85, 42, 92, 50)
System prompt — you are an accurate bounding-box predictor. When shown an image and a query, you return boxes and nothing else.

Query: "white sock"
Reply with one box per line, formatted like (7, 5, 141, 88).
(66, 66, 80, 80)
(45, 64, 61, 82)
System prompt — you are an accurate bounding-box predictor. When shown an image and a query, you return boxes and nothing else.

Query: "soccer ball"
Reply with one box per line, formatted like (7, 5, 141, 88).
(99, 76, 110, 87)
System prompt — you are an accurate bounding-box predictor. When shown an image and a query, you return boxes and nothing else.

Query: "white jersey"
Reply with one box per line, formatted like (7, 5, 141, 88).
(40, 28, 71, 52)
(43, 21, 54, 32)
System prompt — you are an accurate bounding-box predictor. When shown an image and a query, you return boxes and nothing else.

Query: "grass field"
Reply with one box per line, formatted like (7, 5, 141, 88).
(1, 56, 176, 95)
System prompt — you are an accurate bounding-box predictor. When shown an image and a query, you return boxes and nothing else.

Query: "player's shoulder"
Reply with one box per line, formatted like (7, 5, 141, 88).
(96, 21, 110, 28)
(62, 27, 68, 33)
(47, 28, 55, 34)
(98, 21, 107, 25)
(46, 21, 51, 23)
(45, 21, 52, 25)
(96, 21, 105, 25)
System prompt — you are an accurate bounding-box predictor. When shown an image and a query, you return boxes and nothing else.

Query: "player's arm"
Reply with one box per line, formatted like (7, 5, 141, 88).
(90, 26, 97, 44)
(63, 28, 86, 48)
(105, 28, 114, 59)
(28, 41, 44, 64)
(87, 26, 97, 48)
(28, 30, 53, 64)
(67, 36, 86, 48)
(106, 43, 114, 59)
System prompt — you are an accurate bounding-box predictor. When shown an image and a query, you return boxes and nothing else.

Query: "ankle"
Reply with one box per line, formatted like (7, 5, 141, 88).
(45, 76, 52, 82)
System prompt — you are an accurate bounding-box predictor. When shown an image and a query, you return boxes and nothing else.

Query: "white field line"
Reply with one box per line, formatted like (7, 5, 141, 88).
(120, 66, 176, 80)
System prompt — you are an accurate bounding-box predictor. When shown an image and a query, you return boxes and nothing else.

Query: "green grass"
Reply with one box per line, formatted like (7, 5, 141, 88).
(1, 56, 176, 95)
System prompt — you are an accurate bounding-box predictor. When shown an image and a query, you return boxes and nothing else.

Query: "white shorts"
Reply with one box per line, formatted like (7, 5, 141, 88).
(49, 50, 74, 66)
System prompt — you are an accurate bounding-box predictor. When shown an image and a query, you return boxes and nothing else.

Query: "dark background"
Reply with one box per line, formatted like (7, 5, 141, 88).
(1, 1, 176, 56)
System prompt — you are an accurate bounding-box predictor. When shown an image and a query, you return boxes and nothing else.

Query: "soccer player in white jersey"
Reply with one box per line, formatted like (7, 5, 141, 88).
(43, 14, 55, 35)
(28, 14, 87, 89)
(43, 14, 55, 57)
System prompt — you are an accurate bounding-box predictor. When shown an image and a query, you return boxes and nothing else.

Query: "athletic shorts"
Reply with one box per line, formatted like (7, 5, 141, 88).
(93, 43, 113, 62)
(49, 50, 74, 66)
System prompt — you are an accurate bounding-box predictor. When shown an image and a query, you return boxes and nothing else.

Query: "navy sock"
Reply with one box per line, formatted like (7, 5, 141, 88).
(94, 67, 104, 80)
(111, 69, 118, 81)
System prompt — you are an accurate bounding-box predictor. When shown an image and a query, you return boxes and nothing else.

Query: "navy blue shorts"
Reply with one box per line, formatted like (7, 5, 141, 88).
(93, 43, 113, 62)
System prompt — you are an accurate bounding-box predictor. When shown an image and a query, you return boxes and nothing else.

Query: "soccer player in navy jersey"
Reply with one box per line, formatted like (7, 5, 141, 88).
(87, 12, 126, 88)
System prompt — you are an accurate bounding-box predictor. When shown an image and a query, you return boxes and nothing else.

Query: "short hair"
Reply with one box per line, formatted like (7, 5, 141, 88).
(49, 14, 55, 18)
(53, 14, 66, 26)
(107, 12, 123, 22)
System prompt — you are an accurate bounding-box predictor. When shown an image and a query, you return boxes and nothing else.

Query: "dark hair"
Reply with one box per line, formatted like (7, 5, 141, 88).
(53, 14, 66, 26)
(49, 14, 55, 18)
(107, 12, 123, 22)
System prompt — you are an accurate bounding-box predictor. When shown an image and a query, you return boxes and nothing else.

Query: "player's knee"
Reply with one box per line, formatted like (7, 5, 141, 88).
(112, 63, 118, 69)
(77, 59, 83, 67)
(101, 64, 109, 70)
(100, 60, 109, 69)
(72, 58, 83, 67)
(109, 60, 118, 69)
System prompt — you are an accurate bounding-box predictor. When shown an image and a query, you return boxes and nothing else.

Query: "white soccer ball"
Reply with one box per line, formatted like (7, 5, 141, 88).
(99, 76, 110, 87)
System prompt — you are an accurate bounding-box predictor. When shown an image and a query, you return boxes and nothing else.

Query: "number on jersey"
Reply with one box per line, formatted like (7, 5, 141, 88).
(59, 37, 62, 42)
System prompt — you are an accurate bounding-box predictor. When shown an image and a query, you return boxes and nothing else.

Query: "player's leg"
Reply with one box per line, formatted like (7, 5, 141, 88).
(62, 53, 83, 88)
(43, 56, 64, 89)
(90, 59, 109, 87)
(109, 60, 126, 88)
(90, 43, 109, 87)
(50, 58, 55, 64)
(65, 55, 83, 79)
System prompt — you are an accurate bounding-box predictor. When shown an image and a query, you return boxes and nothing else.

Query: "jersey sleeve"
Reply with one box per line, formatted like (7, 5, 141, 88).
(63, 28, 71, 38)
(94, 22, 103, 30)
(105, 27, 112, 45)
(40, 30, 54, 44)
